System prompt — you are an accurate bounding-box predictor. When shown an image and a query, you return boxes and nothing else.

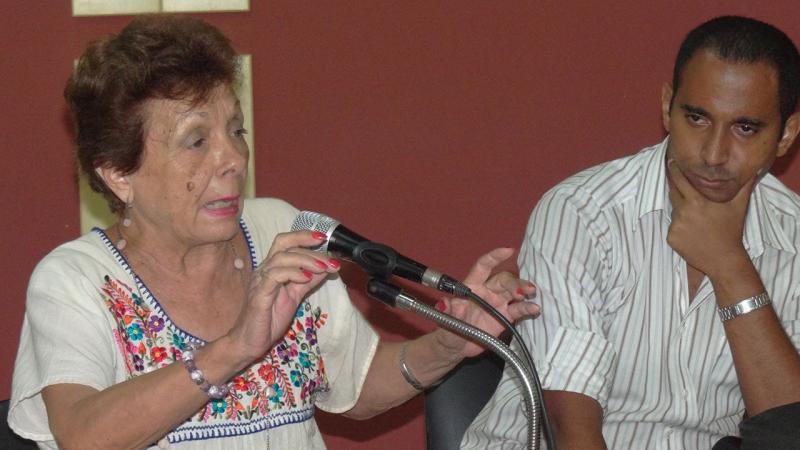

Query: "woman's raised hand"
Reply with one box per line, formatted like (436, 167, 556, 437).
(226, 231, 340, 369)
(434, 247, 540, 358)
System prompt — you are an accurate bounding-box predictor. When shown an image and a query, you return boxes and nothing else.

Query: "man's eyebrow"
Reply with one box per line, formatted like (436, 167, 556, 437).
(680, 103, 767, 127)
(680, 103, 709, 117)
(732, 116, 766, 127)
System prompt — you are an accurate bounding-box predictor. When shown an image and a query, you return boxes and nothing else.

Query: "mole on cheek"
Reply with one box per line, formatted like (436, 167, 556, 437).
(186, 181, 195, 192)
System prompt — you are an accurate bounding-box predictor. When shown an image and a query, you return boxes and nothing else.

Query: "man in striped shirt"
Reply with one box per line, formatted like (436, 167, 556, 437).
(464, 16, 800, 449)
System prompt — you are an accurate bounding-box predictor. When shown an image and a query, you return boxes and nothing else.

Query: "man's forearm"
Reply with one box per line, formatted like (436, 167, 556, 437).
(710, 259, 800, 416)
(543, 390, 608, 450)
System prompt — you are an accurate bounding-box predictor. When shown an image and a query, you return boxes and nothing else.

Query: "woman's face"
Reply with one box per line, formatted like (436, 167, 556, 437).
(127, 84, 249, 247)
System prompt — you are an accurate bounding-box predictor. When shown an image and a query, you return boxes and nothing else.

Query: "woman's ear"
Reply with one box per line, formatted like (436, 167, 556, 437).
(95, 166, 133, 204)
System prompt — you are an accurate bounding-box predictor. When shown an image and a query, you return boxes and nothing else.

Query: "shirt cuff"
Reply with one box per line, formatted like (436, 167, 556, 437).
(540, 326, 616, 410)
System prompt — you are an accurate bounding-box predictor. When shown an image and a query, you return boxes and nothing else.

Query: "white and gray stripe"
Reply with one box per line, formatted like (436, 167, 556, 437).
(463, 138, 800, 450)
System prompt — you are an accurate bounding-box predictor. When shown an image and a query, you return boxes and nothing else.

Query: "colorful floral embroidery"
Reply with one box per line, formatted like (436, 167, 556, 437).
(99, 275, 330, 434)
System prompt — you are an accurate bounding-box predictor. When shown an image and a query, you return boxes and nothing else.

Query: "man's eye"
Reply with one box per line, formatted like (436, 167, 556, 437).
(737, 124, 757, 135)
(233, 128, 248, 138)
(687, 113, 703, 123)
(190, 138, 205, 149)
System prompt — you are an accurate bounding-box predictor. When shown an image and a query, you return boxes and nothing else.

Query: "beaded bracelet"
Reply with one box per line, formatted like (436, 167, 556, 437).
(182, 342, 230, 399)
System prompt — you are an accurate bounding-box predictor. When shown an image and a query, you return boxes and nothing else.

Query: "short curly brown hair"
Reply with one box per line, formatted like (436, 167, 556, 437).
(66, 15, 240, 214)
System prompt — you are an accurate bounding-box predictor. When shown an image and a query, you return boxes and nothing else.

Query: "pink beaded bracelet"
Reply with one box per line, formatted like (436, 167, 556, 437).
(182, 342, 230, 399)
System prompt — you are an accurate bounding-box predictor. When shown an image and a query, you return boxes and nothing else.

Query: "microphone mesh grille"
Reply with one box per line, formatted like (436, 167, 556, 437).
(290, 211, 338, 252)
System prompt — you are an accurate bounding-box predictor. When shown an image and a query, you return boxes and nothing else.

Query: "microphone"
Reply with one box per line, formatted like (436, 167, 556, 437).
(291, 211, 471, 297)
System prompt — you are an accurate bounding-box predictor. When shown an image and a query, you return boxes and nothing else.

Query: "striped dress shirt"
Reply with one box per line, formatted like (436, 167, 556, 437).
(463, 139, 800, 449)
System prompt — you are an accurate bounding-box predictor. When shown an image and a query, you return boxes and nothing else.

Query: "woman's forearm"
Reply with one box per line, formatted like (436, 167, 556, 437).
(43, 335, 247, 450)
(344, 332, 463, 420)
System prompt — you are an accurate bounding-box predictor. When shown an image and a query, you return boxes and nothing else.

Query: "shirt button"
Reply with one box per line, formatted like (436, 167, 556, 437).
(157, 438, 170, 449)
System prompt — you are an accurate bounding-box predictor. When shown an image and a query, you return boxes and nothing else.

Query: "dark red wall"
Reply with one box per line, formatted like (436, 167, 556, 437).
(3, 2, 800, 448)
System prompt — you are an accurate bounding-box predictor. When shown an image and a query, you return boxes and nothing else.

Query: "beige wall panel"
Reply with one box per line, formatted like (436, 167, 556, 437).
(237, 55, 256, 201)
(163, 0, 249, 12)
(78, 174, 117, 234)
(79, 54, 255, 233)
(72, 0, 160, 16)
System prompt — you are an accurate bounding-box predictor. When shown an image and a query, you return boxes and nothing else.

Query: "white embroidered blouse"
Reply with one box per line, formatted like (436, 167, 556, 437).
(10, 198, 379, 449)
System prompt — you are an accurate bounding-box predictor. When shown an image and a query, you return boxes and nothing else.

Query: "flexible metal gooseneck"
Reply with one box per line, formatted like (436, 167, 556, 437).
(367, 278, 540, 450)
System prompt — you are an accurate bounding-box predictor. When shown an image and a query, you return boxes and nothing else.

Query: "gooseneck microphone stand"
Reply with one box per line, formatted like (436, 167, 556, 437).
(366, 278, 540, 450)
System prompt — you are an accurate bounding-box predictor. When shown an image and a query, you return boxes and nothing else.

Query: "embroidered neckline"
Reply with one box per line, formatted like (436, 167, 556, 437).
(94, 215, 330, 443)
(92, 220, 256, 345)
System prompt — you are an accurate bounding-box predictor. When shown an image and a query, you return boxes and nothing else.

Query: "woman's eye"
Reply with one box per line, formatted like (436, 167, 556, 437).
(190, 138, 206, 149)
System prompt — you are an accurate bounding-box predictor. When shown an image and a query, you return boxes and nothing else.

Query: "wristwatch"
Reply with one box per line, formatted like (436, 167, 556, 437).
(718, 292, 771, 322)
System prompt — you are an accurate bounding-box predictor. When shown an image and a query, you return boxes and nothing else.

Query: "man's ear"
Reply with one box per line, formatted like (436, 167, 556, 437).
(661, 82, 673, 133)
(776, 112, 800, 158)
(95, 166, 133, 204)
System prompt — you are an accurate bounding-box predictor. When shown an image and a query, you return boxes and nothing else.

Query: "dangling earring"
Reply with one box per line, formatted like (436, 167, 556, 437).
(117, 201, 133, 250)
(122, 202, 132, 227)
(230, 240, 245, 270)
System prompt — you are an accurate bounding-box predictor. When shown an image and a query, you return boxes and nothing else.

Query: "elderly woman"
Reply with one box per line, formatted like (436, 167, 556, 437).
(9, 15, 538, 449)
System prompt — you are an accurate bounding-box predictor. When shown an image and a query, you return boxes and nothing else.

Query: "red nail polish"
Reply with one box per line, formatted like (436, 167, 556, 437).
(314, 259, 327, 269)
(302, 269, 313, 279)
(328, 259, 341, 269)
(436, 300, 446, 312)
(527, 282, 535, 288)
(312, 231, 327, 240)
(516, 287, 524, 296)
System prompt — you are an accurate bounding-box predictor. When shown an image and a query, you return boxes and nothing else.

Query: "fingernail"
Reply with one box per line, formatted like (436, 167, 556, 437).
(516, 287, 524, 296)
(527, 282, 535, 288)
(312, 231, 327, 240)
(313, 259, 328, 269)
(302, 269, 313, 279)
(435, 300, 446, 312)
(328, 259, 341, 269)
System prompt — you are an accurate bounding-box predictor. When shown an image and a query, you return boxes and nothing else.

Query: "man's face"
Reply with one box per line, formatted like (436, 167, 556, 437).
(662, 49, 798, 203)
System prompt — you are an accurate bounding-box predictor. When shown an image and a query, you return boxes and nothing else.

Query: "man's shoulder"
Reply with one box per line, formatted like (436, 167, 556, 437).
(541, 143, 662, 211)
(758, 175, 800, 220)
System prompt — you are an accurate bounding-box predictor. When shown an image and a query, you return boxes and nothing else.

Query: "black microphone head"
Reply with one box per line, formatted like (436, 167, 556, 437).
(290, 211, 340, 252)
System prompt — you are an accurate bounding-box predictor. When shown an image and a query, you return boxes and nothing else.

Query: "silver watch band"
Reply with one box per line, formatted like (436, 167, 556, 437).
(718, 292, 771, 322)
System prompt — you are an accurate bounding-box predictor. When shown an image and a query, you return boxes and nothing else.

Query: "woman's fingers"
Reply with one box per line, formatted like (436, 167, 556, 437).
(482, 271, 536, 301)
(507, 299, 541, 320)
(258, 248, 339, 275)
(265, 230, 328, 259)
(250, 250, 340, 305)
(252, 266, 316, 291)
(462, 247, 515, 286)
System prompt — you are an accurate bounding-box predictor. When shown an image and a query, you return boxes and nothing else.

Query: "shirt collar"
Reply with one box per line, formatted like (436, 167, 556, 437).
(634, 136, 796, 258)
(634, 137, 670, 220)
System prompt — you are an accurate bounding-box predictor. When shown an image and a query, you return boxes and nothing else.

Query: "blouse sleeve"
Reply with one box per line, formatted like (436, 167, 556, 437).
(309, 276, 379, 413)
(9, 243, 118, 442)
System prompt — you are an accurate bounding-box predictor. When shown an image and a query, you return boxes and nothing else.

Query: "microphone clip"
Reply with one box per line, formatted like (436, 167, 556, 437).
(351, 241, 399, 280)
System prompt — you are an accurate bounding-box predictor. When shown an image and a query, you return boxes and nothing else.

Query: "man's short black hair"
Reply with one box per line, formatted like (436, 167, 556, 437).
(672, 16, 800, 128)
